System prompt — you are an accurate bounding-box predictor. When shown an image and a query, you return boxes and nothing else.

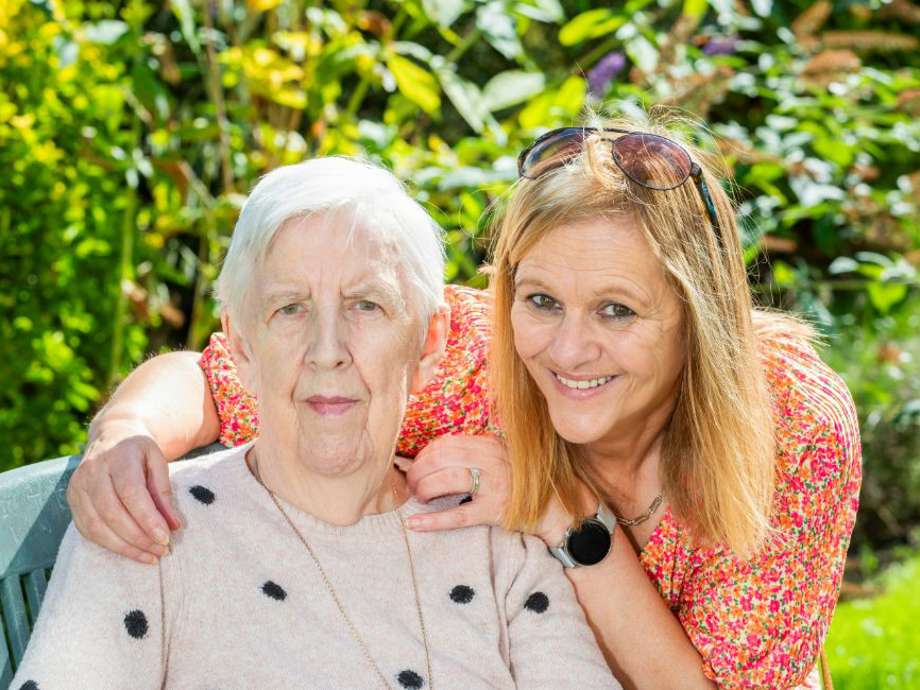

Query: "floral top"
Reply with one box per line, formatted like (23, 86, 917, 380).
(199, 285, 860, 690)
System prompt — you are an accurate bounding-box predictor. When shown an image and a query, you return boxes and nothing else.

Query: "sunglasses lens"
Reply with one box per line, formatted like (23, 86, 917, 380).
(519, 128, 588, 179)
(612, 133, 692, 190)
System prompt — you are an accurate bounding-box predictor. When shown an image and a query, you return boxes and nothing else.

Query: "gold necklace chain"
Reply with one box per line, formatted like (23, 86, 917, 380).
(614, 493, 664, 527)
(250, 452, 433, 690)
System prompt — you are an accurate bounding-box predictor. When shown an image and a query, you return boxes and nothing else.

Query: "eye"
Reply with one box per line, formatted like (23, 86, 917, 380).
(600, 302, 635, 319)
(527, 293, 560, 311)
(277, 303, 304, 316)
(353, 299, 381, 313)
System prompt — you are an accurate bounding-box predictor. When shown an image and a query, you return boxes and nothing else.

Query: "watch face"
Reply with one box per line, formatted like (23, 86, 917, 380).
(567, 519, 612, 566)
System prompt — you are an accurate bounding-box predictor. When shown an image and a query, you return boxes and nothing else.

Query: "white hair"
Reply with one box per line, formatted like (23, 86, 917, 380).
(215, 157, 446, 329)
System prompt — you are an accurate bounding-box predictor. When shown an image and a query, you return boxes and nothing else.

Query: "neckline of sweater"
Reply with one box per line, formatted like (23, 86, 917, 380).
(220, 443, 435, 540)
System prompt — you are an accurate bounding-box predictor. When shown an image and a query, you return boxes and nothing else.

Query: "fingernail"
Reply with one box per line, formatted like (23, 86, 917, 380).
(406, 516, 425, 530)
(141, 554, 158, 565)
(153, 528, 170, 546)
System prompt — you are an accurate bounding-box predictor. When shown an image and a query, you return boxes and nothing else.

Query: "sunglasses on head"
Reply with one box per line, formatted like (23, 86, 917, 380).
(517, 127, 724, 246)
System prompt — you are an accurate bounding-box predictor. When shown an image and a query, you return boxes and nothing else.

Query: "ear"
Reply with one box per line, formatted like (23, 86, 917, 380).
(222, 310, 259, 396)
(410, 306, 450, 395)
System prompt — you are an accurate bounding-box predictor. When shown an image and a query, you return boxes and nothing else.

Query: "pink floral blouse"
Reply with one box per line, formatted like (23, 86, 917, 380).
(199, 285, 860, 689)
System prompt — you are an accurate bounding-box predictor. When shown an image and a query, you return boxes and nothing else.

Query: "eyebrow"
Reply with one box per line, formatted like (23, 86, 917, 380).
(259, 279, 406, 308)
(261, 287, 308, 308)
(344, 279, 406, 308)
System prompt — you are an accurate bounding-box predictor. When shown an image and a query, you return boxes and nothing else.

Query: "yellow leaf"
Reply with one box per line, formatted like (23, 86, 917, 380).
(247, 0, 283, 11)
(555, 76, 586, 115)
(273, 87, 306, 109)
(519, 92, 553, 129)
(386, 54, 440, 115)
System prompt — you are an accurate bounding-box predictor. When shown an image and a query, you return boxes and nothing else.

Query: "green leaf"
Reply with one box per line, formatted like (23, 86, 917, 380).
(868, 282, 908, 314)
(437, 68, 492, 133)
(83, 20, 129, 45)
(771, 261, 796, 288)
(856, 252, 894, 267)
(626, 35, 658, 73)
(514, 0, 564, 23)
(477, 2, 522, 60)
(559, 9, 625, 46)
(829, 257, 860, 274)
(751, 0, 772, 17)
(170, 0, 200, 55)
(387, 55, 441, 115)
(422, 0, 465, 27)
(482, 71, 546, 112)
(813, 137, 854, 168)
(392, 42, 434, 63)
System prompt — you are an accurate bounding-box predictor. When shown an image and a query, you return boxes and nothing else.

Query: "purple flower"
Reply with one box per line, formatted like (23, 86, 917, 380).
(587, 52, 626, 97)
(703, 36, 739, 56)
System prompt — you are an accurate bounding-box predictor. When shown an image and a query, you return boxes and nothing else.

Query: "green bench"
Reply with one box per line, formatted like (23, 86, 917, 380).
(0, 445, 226, 686)
(0, 454, 79, 687)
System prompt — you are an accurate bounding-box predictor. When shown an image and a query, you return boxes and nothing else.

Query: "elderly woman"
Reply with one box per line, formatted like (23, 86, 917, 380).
(12, 158, 618, 690)
(69, 114, 859, 689)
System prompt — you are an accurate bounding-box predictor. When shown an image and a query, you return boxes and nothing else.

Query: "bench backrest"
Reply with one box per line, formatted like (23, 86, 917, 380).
(0, 455, 80, 687)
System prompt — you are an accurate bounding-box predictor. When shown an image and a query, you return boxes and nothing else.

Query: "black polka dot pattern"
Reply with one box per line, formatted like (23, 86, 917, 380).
(189, 485, 215, 505)
(262, 580, 287, 601)
(18, 681, 39, 690)
(449, 584, 475, 604)
(397, 669, 425, 688)
(124, 609, 149, 639)
(524, 591, 549, 614)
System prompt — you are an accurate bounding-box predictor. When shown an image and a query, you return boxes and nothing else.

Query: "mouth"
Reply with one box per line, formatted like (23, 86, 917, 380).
(550, 371, 618, 398)
(304, 395, 359, 416)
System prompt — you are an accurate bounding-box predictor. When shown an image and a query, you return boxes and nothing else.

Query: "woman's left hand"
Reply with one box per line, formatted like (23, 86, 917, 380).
(401, 434, 511, 532)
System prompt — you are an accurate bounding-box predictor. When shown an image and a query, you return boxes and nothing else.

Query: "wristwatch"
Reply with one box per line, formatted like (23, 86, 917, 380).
(549, 502, 616, 568)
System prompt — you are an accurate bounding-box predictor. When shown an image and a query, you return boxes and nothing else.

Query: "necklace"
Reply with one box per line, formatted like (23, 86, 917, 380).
(614, 493, 664, 527)
(249, 451, 433, 690)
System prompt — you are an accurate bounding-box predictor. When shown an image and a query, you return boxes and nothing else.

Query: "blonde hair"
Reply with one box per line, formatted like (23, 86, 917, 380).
(490, 110, 806, 557)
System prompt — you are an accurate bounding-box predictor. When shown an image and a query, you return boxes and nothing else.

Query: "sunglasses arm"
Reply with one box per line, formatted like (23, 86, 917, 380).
(691, 165, 725, 248)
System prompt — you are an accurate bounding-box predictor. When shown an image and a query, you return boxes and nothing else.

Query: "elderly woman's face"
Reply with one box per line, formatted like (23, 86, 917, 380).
(510, 215, 685, 446)
(233, 212, 433, 475)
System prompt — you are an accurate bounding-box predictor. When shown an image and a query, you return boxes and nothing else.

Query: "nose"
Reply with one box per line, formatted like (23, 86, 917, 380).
(305, 306, 352, 370)
(547, 311, 600, 373)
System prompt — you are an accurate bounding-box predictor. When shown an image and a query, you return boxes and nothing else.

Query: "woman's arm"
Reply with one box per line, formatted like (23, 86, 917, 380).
(67, 351, 219, 564)
(496, 530, 622, 689)
(539, 509, 716, 690)
(407, 439, 714, 690)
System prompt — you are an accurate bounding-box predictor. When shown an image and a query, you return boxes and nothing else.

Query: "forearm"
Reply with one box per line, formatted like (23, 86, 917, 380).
(91, 351, 219, 460)
(567, 534, 715, 690)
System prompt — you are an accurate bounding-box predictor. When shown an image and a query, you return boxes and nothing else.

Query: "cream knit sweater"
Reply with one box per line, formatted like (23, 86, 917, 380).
(13, 446, 620, 689)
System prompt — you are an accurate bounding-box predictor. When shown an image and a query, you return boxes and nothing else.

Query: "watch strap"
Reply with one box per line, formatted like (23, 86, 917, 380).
(595, 501, 617, 532)
(549, 542, 578, 569)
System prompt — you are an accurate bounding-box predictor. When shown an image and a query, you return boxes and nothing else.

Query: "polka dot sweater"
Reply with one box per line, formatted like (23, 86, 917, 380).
(12, 446, 620, 690)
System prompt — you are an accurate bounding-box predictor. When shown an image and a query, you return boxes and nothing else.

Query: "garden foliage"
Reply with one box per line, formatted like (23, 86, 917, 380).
(1, 0, 918, 552)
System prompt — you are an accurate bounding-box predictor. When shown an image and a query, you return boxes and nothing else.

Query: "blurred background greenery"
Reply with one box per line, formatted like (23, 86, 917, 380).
(0, 0, 917, 685)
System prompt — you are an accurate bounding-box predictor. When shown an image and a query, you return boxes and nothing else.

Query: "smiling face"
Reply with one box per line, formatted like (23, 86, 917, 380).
(510, 215, 686, 448)
(230, 210, 440, 478)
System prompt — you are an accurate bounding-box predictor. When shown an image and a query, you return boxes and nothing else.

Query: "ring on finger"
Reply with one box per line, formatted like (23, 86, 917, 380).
(468, 466, 482, 496)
